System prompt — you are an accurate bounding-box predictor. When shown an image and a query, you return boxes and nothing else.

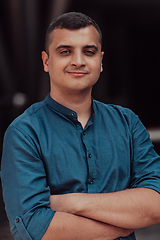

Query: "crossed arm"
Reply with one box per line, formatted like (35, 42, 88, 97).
(49, 188, 160, 229)
(42, 211, 133, 240)
(42, 187, 160, 239)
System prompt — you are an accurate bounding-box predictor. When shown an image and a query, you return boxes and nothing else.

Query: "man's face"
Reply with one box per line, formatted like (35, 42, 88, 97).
(42, 26, 104, 98)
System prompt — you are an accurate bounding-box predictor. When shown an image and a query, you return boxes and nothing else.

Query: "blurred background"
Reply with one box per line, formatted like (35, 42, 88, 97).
(0, 0, 160, 239)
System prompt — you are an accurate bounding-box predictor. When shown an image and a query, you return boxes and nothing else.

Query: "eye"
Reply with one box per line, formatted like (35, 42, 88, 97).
(59, 49, 71, 56)
(84, 49, 96, 56)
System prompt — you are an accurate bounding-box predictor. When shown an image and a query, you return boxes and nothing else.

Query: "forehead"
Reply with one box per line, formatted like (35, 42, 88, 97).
(49, 26, 101, 49)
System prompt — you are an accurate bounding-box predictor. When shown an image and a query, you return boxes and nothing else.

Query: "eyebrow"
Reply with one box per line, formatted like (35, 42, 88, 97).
(83, 45, 98, 51)
(55, 45, 98, 52)
(55, 45, 73, 51)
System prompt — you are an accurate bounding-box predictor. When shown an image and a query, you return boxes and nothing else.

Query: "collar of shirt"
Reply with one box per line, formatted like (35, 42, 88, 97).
(45, 94, 95, 130)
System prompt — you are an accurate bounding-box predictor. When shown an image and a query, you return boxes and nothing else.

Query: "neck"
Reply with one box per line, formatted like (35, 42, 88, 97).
(50, 90, 92, 128)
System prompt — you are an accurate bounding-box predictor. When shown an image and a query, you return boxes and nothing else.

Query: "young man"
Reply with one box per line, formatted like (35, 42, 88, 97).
(1, 12, 160, 240)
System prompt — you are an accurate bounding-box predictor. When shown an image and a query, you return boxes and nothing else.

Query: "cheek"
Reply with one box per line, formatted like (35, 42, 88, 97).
(92, 64, 102, 83)
(91, 61, 102, 75)
(50, 58, 70, 71)
(89, 57, 102, 69)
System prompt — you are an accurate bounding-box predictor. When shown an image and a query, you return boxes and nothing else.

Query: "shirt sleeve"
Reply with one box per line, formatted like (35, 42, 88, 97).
(130, 113, 160, 193)
(1, 124, 55, 240)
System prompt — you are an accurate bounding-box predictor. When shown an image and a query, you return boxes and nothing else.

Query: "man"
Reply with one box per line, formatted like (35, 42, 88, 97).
(1, 12, 160, 240)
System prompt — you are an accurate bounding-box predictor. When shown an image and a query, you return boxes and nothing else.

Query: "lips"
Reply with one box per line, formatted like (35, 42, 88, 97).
(69, 71, 86, 74)
(66, 70, 89, 77)
(69, 73, 87, 78)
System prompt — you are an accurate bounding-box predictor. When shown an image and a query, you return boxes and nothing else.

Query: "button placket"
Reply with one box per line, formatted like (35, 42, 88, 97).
(82, 128, 96, 192)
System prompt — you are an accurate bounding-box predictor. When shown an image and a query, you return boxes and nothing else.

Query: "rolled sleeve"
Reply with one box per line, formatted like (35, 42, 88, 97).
(1, 125, 55, 240)
(130, 114, 160, 193)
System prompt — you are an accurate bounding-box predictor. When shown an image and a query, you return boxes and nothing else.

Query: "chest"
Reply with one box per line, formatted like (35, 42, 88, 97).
(39, 118, 132, 194)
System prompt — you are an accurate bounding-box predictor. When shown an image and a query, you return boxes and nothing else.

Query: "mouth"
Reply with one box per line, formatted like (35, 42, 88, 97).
(67, 71, 88, 77)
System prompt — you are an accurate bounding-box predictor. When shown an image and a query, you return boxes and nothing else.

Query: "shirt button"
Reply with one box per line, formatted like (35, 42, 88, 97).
(15, 218, 19, 223)
(71, 112, 75, 117)
(83, 132, 85, 136)
(89, 179, 94, 184)
(88, 154, 92, 158)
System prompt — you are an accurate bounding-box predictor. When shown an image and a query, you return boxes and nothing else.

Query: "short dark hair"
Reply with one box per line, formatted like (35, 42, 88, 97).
(45, 12, 102, 54)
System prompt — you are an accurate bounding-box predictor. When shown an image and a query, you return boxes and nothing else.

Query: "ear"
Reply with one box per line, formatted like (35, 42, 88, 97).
(100, 51, 104, 73)
(42, 51, 49, 72)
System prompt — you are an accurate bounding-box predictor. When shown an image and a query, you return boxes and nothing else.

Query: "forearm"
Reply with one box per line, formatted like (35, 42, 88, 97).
(50, 188, 160, 229)
(78, 188, 160, 229)
(42, 211, 133, 240)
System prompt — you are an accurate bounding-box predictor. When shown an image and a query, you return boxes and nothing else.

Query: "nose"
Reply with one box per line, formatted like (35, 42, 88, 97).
(71, 51, 86, 68)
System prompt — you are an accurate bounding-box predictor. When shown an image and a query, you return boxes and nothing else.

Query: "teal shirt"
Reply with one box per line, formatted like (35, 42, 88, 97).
(1, 94, 160, 240)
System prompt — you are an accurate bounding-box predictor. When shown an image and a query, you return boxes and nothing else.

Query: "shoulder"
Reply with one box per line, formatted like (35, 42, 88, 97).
(6, 98, 48, 136)
(93, 99, 132, 113)
(93, 100, 150, 145)
(93, 99, 139, 126)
